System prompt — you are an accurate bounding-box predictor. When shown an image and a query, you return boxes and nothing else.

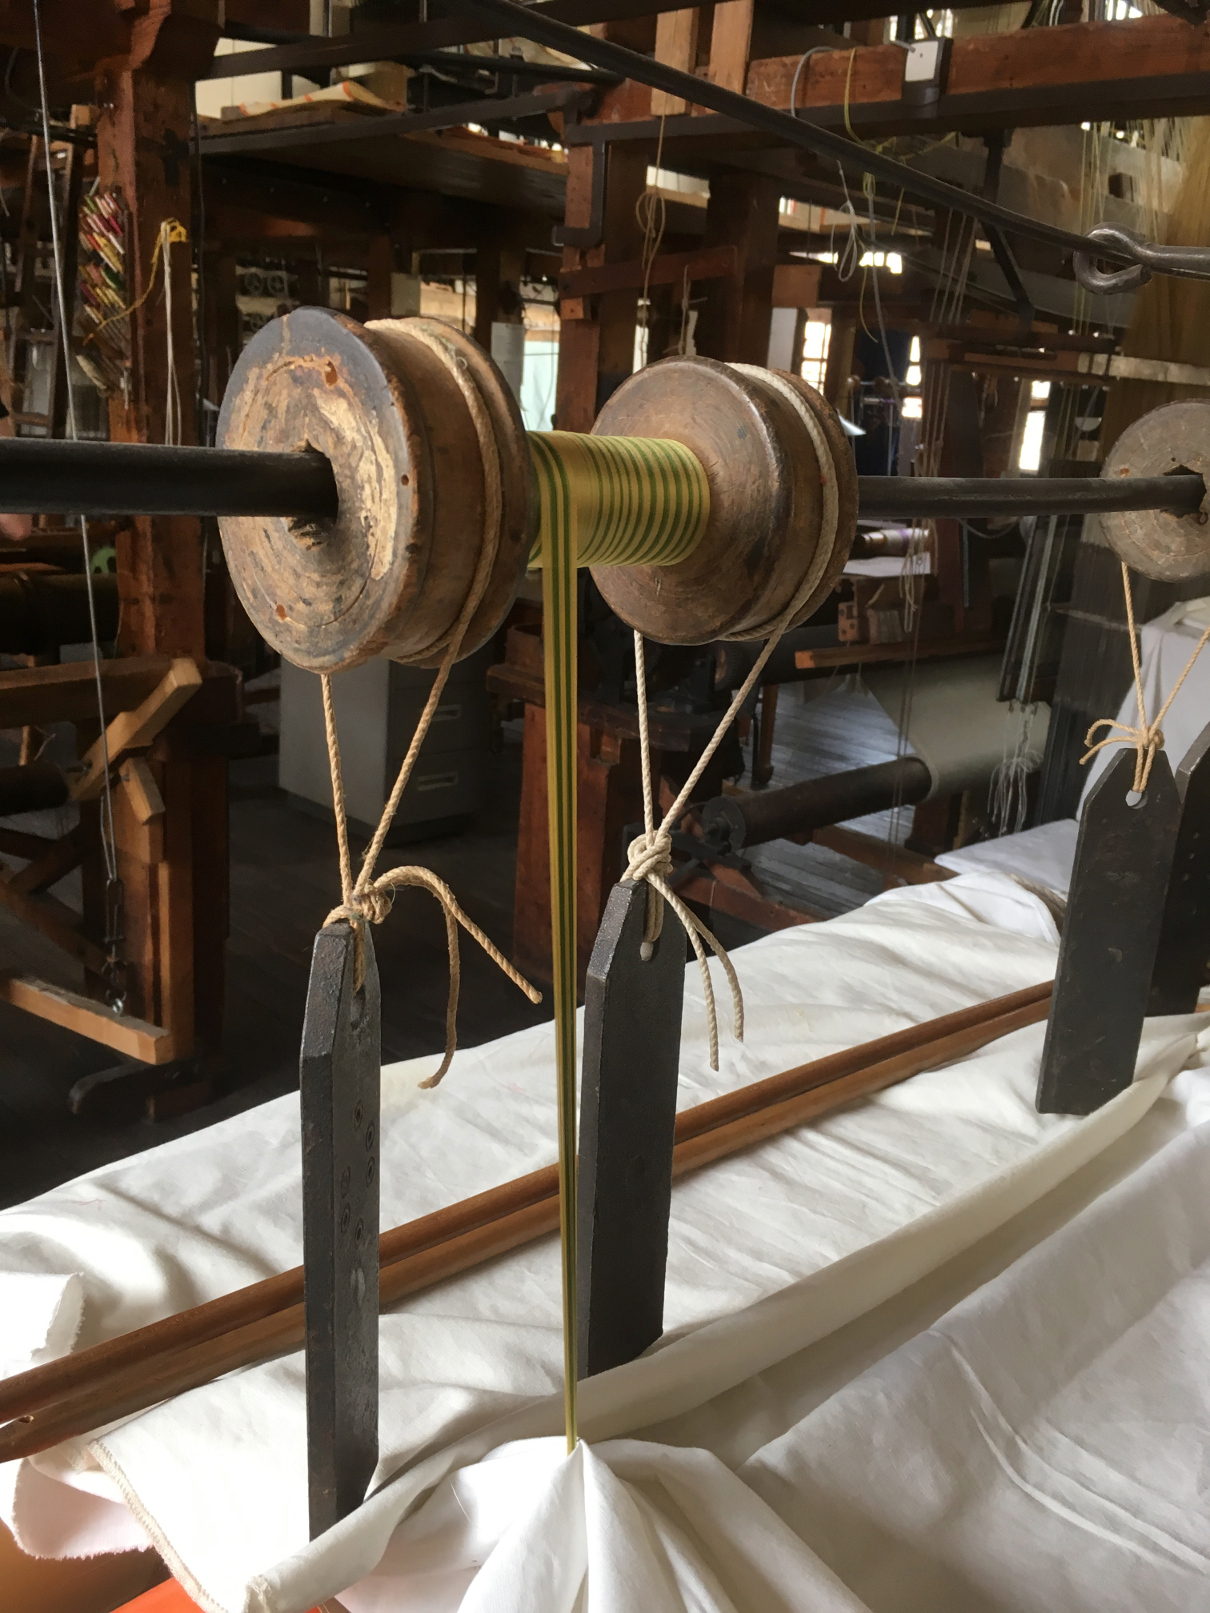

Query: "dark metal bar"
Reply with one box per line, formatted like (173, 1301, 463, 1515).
(1148, 720, 1210, 1015)
(700, 757, 932, 853)
(856, 474, 1206, 520)
(578, 879, 684, 1377)
(0, 439, 339, 519)
(458, 0, 1138, 265)
(300, 921, 381, 1537)
(1036, 749, 1182, 1115)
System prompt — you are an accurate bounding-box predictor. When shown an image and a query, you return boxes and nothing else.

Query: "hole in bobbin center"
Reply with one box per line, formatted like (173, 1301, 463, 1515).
(286, 439, 340, 549)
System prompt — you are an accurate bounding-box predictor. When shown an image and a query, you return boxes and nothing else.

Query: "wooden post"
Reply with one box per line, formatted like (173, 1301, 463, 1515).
(652, 9, 701, 115)
(555, 144, 647, 431)
(694, 172, 781, 364)
(365, 234, 394, 319)
(94, 24, 226, 1056)
(473, 237, 525, 350)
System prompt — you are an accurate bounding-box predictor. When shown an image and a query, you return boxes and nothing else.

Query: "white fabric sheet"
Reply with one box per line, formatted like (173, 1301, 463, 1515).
(936, 818, 1078, 897)
(0, 874, 1204, 1613)
(358, 1094, 1210, 1613)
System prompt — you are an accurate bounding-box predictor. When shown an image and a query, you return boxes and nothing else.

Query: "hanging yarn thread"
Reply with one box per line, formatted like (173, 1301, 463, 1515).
(1081, 560, 1210, 793)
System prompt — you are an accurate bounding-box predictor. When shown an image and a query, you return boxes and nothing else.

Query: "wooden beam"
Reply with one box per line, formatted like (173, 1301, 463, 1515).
(118, 758, 166, 826)
(0, 973, 174, 1066)
(0, 877, 108, 975)
(70, 660, 203, 803)
(6, 829, 84, 896)
(0, 656, 174, 730)
(746, 14, 1210, 137)
(652, 8, 701, 117)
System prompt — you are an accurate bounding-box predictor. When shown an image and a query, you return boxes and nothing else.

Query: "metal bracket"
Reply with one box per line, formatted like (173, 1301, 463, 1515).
(577, 879, 684, 1377)
(300, 921, 381, 1538)
(1036, 749, 1181, 1115)
(553, 129, 608, 250)
(1149, 721, 1210, 1015)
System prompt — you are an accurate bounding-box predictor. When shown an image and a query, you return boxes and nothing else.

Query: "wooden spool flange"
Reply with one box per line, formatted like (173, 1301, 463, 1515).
(217, 309, 531, 672)
(1100, 399, 1210, 582)
(589, 358, 857, 643)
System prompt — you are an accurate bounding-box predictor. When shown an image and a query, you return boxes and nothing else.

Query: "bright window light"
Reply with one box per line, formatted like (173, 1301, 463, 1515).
(1031, 380, 1051, 402)
(800, 319, 832, 390)
(813, 251, 839, 264)
(906, 333, 921, 388)
(859, 250, 903, 274)
(1019, 410, 1046, 472)
(903, 396, 923, 419)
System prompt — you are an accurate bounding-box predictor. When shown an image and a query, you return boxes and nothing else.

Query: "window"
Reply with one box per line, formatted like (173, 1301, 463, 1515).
(800, 318, 832, 391)
(902, 396, 923, 419)
(906, 335, 921, 389)
(859, 250, 903, 274)
(1019, 409, 1047, 472)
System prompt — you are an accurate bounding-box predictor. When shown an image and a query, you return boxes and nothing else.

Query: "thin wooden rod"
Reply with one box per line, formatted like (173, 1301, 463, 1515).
(0, 981, 1050, 1429)
(0, 986, 1050, 1462)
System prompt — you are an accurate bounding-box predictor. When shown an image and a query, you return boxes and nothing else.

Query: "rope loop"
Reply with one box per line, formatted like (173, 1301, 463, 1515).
(1080, 561, 1210, 795)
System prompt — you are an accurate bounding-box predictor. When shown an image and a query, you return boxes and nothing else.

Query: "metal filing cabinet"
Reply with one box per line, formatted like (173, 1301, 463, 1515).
(279, 645, 492, 843)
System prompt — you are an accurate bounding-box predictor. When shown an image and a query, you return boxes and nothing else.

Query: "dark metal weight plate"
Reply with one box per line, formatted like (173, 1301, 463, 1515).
(1037, 749, 1181, 1114)
(1149, 721, 1210, 1015)
(300, 921, 381, 1537)
(577, 880, 685, 1378)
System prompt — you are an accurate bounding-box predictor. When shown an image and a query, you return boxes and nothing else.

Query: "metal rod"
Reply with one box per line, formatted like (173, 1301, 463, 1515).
(0, 439, 1201, 524)
(0, 439, 340, 519)
(856, 474, 1206, 520)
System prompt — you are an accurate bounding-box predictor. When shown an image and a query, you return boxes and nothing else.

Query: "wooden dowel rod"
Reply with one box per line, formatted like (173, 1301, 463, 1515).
(0, 991, 1050, 1463)
(0, 981, 1048, 1427)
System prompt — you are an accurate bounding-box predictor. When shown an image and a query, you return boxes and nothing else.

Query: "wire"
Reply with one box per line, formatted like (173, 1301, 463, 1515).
(32, 0, 124, 1000)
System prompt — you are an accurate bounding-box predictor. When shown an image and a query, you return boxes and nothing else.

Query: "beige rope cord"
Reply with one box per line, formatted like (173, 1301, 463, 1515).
(1081, 560, 1210, 794)
(624, 400, 842, 1071)
(319, 328, 540, 1087)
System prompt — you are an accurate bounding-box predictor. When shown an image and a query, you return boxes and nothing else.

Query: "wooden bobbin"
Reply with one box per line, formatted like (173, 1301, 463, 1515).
(217, 309, 531, 672)
(589, 358, 857, 644)
(1100, 399, 1210, 582)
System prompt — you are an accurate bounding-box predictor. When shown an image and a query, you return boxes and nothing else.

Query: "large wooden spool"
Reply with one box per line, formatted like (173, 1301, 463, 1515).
(590, 359, 857, 643)
(217, 315, 856, 669)
(217, 309, 530, 672)
(1100, 399, 1210, 581)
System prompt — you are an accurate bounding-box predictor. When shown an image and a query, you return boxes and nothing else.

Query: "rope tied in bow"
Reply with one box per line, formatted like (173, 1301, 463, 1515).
(1080, 560, 1210, 795)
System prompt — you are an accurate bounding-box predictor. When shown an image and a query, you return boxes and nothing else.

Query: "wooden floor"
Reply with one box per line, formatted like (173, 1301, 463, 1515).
(0, 681, 904, 1207)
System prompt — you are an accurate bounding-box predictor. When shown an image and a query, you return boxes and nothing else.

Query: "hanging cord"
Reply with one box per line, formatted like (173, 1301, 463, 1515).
(625, 376, 840, 1069)
(83, 217, 187, 348)
(32, 0, 126, 1009)
(318, 325, 540, 1086)
(1081, 560, 1210, 794)
(634, 112, 668, 366)
(161, 221, 183, 448)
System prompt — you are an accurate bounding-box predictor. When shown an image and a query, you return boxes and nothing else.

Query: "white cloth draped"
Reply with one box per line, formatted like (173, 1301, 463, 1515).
(0, 873, 1206, 1612)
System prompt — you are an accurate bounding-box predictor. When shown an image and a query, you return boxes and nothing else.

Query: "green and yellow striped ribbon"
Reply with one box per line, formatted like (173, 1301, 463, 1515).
(527, 429, 709, 1453)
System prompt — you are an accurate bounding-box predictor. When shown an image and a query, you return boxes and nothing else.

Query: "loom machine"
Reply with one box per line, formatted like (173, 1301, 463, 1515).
(3, 310, 1209, 1535)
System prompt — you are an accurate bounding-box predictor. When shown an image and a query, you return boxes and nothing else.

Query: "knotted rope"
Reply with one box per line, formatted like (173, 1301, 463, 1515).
(625, 368, 840, 1070)
(319, 322, 540, 1088)
(1081, 560, 1210, 794)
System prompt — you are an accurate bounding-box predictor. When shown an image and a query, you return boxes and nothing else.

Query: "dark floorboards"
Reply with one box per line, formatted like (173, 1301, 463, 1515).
(0, 681, 903, 1207)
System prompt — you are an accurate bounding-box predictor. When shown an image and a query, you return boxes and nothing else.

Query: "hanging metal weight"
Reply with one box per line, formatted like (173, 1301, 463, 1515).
(1036, 750, 1182, 1115)
(300, 921, 382, 1538)
(1148, 720, 1210, 1016)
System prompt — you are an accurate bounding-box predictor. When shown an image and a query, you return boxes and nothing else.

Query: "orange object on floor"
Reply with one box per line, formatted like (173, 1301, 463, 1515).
(117, 1584, 321, 1613)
